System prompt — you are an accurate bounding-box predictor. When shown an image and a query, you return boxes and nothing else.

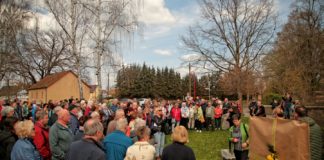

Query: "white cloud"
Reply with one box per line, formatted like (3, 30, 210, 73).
(180, 53, 204, 62)
(153, 49, 173, 56)
(175, 66, 189, 77)
(140, 1, 200, 40)
(139, 0, 176, 25)
(27, 12, 58, 31)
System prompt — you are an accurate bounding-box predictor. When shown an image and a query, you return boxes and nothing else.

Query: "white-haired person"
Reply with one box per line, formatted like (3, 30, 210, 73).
(90, 111, 101, 120)
(104, 118, 133, 160)
(66, 119, 105, 160)
(106, 109, 125, 135)
(48, 106, 62, 126)
(161, 126, 195, 160)
(130, 118, 146, 142)
(125, 126, 155, 160)
(11, 120, 41, 160)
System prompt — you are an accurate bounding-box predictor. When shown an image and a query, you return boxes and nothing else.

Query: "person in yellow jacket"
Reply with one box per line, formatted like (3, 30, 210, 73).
(194, 104, 204, 133)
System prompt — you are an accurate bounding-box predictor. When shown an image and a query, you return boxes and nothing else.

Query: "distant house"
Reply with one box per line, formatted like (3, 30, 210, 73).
(89, 85, 99, 100)
(0, 85, 27, 101)
(28, 71, 91, 103)
(108, 87, 117, 97)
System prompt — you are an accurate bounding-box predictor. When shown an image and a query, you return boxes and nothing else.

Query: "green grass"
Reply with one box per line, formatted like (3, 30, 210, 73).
(164, 117, 250, 160)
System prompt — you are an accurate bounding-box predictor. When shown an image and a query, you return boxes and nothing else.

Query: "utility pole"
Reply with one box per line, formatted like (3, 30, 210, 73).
(208, 73, 211, 100)
(107, 72, 109, 94)
(189, 62, 191, 97)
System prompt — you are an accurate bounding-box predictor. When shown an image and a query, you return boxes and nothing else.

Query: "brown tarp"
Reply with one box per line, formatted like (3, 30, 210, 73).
(249, 117, 310, 160)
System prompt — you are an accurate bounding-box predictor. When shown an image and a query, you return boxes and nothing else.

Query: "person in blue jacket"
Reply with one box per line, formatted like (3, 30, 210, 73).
(103, 118, 133, 160)
(11, 120, 41, 160)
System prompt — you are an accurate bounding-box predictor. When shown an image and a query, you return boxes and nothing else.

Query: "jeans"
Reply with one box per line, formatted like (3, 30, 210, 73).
(234, 150, 248, 160)
(180, 118, 189, 129)
(172, 119, 180, 132)
(154, 132, 165, 157)
(195, 119, 202, 130)
(214, 118, 221, 129)
(206, 117, 214, 130)
(188, 117, 195, 129)
(284, 107, 291, 119)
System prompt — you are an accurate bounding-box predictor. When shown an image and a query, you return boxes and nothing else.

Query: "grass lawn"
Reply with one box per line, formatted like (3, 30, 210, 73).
(164, 117, 250, 160)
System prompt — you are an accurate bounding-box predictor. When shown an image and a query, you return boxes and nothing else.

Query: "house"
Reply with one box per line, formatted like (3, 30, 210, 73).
(28, 71, 91, 103)
(0, 85, 27, 101)
(89, 85, 99, 100)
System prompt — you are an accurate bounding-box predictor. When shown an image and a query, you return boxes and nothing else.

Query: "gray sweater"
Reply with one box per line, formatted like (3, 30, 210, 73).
(206, 106, 215, 118)
(49, 122, 73, 160)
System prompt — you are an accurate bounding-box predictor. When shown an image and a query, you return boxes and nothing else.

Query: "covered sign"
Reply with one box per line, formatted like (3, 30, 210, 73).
(249, 117, 310, 160)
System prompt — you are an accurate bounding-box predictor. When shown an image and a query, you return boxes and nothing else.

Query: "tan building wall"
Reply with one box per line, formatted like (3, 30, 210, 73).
(28, 89, 46, 103)
(47, 72, 90, 101)
(89, 87, 100, 101)
(28, 72, 90, 102)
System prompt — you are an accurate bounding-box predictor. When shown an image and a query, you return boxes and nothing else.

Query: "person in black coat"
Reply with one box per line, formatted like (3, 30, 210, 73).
(255, 101, 266, 117)
(248, 99, 257, 116)
(66, 119, 105, 160)
(162, 126, 195, 160)
(0, 117, 18, 160)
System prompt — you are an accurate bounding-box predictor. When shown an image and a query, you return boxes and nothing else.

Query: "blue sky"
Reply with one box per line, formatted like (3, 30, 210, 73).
(123, 0, 294, 77)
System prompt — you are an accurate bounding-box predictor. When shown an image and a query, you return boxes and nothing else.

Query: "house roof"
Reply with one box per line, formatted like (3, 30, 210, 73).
(28, 71, 90, 90)
(0, 86, 22, 96)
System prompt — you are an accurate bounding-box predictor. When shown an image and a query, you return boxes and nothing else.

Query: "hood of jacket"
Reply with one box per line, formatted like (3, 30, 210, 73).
(300, 117, 316, 127)
(0, 129, 14, 142)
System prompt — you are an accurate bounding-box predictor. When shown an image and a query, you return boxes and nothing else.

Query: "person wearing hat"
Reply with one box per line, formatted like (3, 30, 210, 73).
(69, 105, 80, 135)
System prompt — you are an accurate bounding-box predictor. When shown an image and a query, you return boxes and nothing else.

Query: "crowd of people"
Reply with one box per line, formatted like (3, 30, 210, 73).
(0, 96, 245, 160)
(0, 94, 322, 160)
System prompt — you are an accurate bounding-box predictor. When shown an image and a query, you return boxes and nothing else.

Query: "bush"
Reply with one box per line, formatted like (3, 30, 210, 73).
(262, 93, 282, 105)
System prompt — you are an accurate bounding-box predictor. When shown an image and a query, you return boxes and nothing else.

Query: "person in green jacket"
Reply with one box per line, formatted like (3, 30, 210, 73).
(49, 109, 73, 160)
(228, 114, 249, 160)
(294, 106, 322, 160)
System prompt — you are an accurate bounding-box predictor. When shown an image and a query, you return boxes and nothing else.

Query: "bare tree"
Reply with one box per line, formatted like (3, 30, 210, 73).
(81, 0, 142, 101)
(181, 0, 277, 102)
(263, 0, 324, 103)
(0, 0, 30, 81)
(44, 0, 91, 99)
(12, 27, 73, 84)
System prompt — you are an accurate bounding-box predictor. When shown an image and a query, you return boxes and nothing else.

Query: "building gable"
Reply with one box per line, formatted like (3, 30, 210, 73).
(28, 71, 90, 90)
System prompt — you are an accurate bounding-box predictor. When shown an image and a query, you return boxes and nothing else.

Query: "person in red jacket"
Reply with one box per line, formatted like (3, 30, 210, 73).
(0, 99, 4, 122)
(34, 110, 51, 160)
(214, 104, 223, 130)
(171, 102, 181, 132)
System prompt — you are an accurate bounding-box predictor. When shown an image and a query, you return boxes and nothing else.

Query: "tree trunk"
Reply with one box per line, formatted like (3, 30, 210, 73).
(71, 0, 83, 99)
(96, 0, 102, 102)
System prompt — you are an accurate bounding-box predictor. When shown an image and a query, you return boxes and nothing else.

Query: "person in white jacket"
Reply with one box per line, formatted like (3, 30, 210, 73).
(180, 102, 189, 129)
(188, 103, 195, 130)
